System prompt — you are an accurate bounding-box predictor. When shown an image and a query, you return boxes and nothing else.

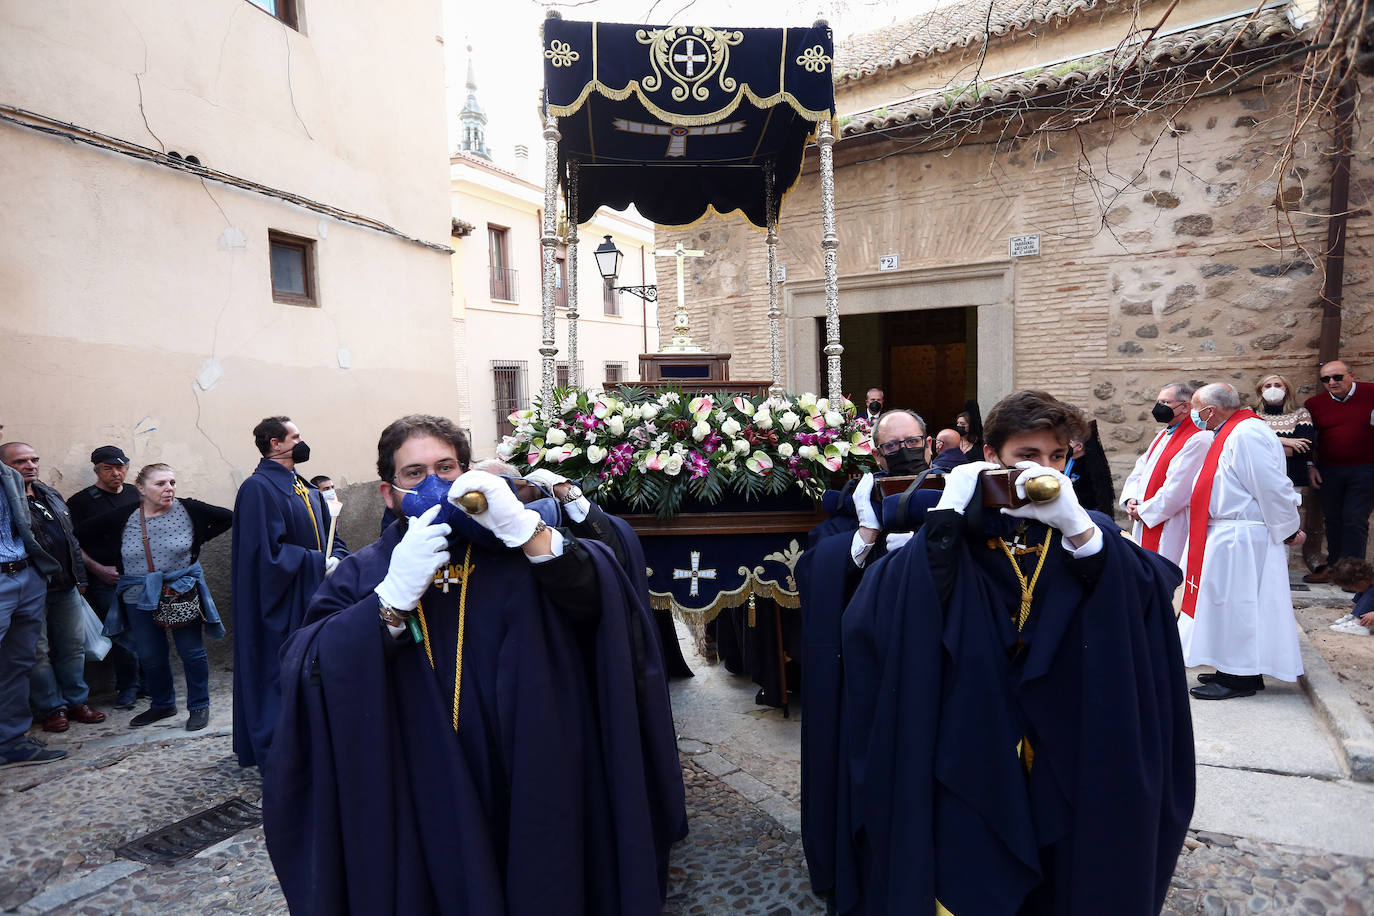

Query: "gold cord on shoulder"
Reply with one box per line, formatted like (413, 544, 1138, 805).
(293, 478, 323, 550)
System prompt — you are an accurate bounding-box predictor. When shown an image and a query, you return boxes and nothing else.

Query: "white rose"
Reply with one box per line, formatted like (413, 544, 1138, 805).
(778, 443, 794, 457)
(496, 440, 516, 460)
(779, 411, 800, 431)
(798, 445, 818, 460)
(833, 441, 851, 458)
(734, 439, 750, 455)
(586, 444, 607, 464)
(721, 418, 742, 437)
(816, 397, 830, 412)
(545, 427, 567, 446)
(825, 411, 843, 428)
(754, 410, 773, 430)
(641, 404, 659, 419)
(664, 454, 684, 476)
(693, 420, 711, 442)
(607, 415, 626, 436)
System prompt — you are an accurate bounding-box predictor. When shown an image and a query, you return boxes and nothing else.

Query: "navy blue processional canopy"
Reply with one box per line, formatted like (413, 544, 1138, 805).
(542, 20, 836, 229)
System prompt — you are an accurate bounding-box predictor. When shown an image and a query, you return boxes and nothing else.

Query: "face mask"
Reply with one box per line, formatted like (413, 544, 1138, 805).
(1190, 408, 1210, 431)
(395, 474, 460, 527)
(291, 441, 311, 464)
(867, 400, 883, 415)
(1261, 387, 1286, 405)
(1151, 402, 1177, 424)
(886, 446, 928, 477)
(321, 488, 338, 503)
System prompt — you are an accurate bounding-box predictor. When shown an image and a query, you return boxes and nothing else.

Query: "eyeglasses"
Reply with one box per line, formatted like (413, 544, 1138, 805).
(393, 460, 463, 488)
(1321, 374, 1346, 383)
(1157, 399, 1185, 406)
(878, 435, 923, 456)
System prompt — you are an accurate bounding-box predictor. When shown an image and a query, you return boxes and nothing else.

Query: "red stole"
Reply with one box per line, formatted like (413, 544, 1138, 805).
(1138, 422, 1204, 552)
(1180, 410, 1259, 617)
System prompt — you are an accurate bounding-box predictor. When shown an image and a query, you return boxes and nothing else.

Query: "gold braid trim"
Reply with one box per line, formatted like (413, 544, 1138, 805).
(650, 569, 801, 625)
(547, 79, 833, 128)
(413, 544, 475, 733)
(293, 478, 323, 550)
(994, 530, 1054, 632)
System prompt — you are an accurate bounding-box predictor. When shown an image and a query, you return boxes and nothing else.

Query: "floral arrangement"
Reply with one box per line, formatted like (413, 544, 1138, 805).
(497, 387, 878, 519)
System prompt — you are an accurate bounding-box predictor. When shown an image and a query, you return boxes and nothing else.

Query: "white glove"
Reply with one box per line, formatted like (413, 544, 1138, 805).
(1002, 462, 1094, 537)
(853, 473, 879, 530)
(449, 470, 541, 548)
(934, 461, 1000, 514)
(374, 504, 451, 611)
(324, 555, 341, 578)
(885, 531, 914, 552)
(523, 467, 591, 522)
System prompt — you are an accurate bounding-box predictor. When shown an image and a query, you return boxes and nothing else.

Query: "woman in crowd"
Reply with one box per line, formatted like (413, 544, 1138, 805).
(76, 463, 232, 731)
(1254, 373, 1315, 490)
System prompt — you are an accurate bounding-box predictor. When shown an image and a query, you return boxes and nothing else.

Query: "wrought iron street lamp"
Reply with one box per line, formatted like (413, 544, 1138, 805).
(594, 235, 657, 302)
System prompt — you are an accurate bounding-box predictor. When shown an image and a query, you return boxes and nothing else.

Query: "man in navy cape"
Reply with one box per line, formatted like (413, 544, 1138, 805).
(835, 391, 1193, 915)
(796, 407, 929, 901)
(263, 415, 685, 915)
(231, 415, 348, 770)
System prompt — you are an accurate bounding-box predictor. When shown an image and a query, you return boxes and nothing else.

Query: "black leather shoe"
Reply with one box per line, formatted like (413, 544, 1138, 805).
(129, 706, 177, 727)
(1196, 672, 1265, 690)
(186, 708, 209, 731)
(1190, 681, 1257, 700)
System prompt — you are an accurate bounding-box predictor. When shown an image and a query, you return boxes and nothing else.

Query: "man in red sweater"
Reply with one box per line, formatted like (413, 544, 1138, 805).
(1304, 359, 1374, 582)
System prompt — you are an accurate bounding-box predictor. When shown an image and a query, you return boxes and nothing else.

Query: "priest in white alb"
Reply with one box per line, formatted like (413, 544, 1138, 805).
(1178, 383, 1306, 700)
(1119, 381, 1213, 564)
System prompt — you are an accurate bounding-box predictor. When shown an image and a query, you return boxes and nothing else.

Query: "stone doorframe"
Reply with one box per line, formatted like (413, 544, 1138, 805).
(783, 260, 1016, 409)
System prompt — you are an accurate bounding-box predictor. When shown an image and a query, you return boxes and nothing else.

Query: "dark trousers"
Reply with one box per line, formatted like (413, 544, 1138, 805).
(85, 579, 140, 695)
(1318, 463, 1374, 564)
(123, 599, 210, 712)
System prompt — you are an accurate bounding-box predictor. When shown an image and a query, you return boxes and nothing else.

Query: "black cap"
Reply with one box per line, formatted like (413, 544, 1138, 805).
(90, 446, 130, 466)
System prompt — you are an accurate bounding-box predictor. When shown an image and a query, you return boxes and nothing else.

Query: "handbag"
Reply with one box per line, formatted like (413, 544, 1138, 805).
(140, 507, 204, 629)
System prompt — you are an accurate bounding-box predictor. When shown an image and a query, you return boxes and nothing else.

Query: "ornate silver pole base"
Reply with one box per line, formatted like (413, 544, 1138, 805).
(540, 113, 561, 417)
(567, 159, 580, 389)
(817, 119, 843, 402)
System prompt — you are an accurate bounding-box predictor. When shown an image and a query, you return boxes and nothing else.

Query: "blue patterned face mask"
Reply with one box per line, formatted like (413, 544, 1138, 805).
(393, 476, 563, 548)
(394, 475, 460, 527)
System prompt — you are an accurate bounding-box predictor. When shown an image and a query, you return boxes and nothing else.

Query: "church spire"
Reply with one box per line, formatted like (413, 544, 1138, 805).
(458, 45, 490, 160)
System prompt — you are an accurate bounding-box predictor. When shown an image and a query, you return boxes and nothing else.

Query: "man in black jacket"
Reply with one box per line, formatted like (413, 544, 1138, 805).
(1, 443, 106, 732)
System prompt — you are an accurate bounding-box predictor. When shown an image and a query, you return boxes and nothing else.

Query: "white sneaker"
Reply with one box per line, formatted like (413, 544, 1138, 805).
(1330, 620, 1371, 636)
(1333, 613, 1355, 625)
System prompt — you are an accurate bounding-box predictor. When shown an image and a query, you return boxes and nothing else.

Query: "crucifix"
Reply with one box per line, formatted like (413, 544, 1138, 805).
(656, 241, 706, 352)
(673, 38, 707, 77)
(673, 550, 717, 598)
(612, 118, 745, 158)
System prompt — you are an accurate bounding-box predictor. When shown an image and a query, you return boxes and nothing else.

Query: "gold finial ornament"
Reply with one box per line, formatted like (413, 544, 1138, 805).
(456, 491, 488, 514)
(1023, 475, 1061, 503)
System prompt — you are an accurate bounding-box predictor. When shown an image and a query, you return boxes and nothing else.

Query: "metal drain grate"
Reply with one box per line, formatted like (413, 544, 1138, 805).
(116, 798, 263, 865)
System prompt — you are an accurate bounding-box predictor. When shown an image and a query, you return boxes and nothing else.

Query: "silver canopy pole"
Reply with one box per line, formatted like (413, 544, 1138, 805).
(765, 165, 782, 395)
(567, 159, 580, 389)
(540, 112, 560, 417)
(817, 118, 842, 402)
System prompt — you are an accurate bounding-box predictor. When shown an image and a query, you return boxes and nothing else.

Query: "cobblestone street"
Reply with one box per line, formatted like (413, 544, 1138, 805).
(3, 619, 1374, 914)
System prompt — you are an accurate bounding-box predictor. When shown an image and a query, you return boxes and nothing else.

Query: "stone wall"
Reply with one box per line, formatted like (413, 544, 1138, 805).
(655, 77, 1374, 488)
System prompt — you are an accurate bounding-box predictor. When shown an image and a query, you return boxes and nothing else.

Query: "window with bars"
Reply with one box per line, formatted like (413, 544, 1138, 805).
(556, 360, 586, 389)
(604, 362, 628, 386)
(603, 279, 620, 316)
(492, 360, 528, 440)
(489, 225, 517, 301)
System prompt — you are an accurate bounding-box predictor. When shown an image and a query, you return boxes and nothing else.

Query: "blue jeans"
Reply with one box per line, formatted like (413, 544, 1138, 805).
(1318, 463, 1374, 564)
(28, 587, 90, 715)
(85, 579, 140, 695)
(123, 598, 210, 712)
(0, 567, 47, 751)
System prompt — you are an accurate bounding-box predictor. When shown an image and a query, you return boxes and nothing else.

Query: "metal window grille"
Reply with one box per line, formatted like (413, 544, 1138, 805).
(492, 360, 528, 439)
(555, 360, 585, 390)
(604, 362, 628, 385)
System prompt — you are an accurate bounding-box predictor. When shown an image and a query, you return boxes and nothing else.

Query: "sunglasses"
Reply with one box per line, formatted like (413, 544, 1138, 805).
(1321, 374, 1346, 383)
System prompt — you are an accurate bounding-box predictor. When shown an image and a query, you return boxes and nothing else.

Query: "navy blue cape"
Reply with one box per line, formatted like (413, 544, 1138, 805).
(231, 459, 347, 769)
(262, 522, 685, 915)
(838, 510, 1193, 915)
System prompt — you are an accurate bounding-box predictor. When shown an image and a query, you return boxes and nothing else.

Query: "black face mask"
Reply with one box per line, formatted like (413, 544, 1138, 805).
(291, 441, 311, 464)
(867, 400, 883, 415)
(886, 446, 928, 477)
(1151, 403, 1176, 424)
